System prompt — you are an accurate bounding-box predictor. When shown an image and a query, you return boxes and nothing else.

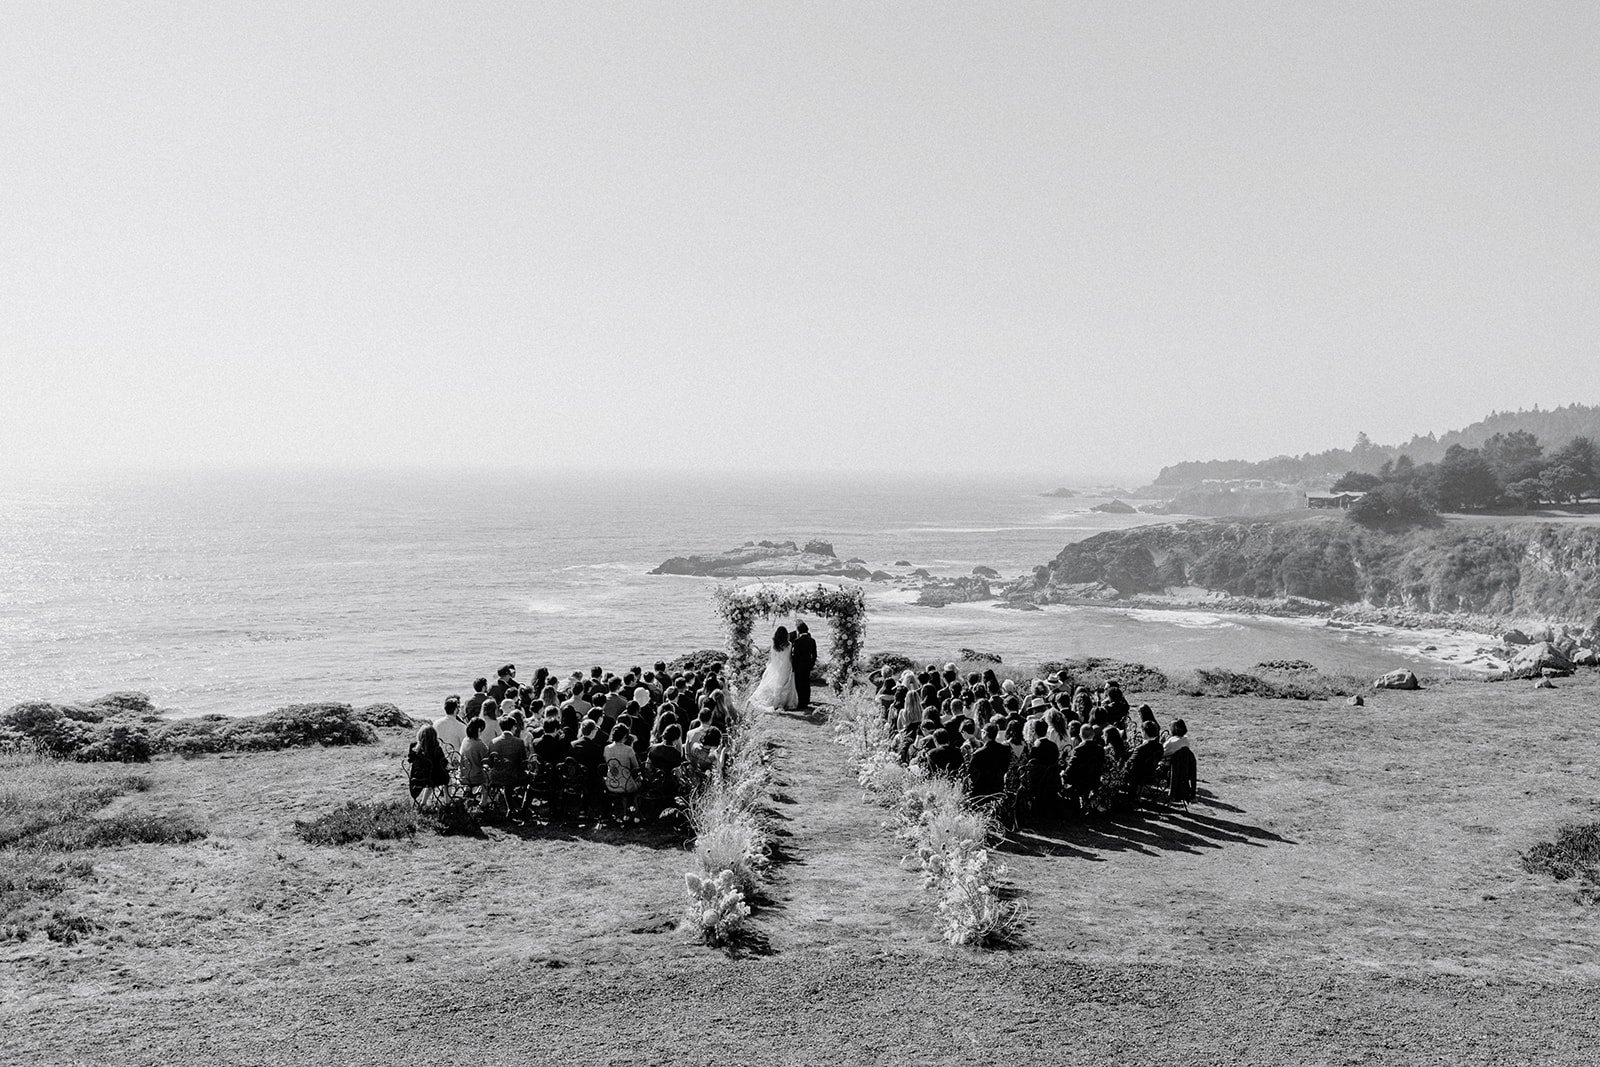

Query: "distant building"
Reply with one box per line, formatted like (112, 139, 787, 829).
(1307, 492, 1365, 510)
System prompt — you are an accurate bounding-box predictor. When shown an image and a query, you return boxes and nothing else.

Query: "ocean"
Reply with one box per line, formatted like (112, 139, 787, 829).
(0, 469, 1479, 717)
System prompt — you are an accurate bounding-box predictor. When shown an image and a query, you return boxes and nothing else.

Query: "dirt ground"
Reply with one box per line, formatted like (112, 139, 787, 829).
(4, 674, 1600, 1065)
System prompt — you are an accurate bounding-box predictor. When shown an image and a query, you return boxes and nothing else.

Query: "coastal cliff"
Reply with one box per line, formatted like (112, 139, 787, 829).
(1013, 517, 1600, 630)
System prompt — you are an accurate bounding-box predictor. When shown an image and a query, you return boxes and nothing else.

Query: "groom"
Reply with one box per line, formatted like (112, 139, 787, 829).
(791, 620, 818, 709)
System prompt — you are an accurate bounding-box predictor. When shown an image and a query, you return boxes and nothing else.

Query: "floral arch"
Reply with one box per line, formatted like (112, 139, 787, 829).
(712, 582, 867, 693)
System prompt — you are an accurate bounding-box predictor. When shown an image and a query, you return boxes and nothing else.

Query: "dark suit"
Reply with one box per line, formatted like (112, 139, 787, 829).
(791, 631, 818, 707)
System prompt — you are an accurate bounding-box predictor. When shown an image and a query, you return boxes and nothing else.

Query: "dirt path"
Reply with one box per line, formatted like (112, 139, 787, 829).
(757, 707, 929, 951)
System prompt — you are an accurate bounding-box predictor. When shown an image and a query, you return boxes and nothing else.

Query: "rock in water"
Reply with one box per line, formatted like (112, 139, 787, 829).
(972, 565, 1000, 578)
(1090, 499, 1138, 514)
(1507, 641, 1574, 680)
(1501, 629, 1533, 645)
(1372, 669, 1421, 691)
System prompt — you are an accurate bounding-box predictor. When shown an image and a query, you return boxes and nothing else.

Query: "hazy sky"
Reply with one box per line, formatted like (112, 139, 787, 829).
(3, 3, 1596, 481)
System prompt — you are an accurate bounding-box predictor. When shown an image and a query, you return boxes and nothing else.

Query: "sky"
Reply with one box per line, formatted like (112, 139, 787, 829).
(2, 2, 1597, 482)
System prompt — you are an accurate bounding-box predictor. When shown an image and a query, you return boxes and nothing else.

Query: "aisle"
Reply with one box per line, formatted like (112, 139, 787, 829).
(757, 706, 928, 950)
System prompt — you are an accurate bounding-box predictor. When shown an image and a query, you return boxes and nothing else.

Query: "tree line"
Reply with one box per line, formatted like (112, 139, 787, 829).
(1336, 431, 1600, 527)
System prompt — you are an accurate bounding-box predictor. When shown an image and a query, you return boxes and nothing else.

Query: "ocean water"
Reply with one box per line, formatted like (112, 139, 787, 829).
(0, 470, 1476, 717)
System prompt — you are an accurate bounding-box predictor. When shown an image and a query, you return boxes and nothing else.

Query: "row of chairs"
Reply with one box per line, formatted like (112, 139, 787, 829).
(405, 748, 692, 824)
(969, 747, 1199, 835)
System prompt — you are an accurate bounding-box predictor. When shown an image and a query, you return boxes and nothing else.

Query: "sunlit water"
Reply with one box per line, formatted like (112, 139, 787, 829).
(0, 470, 1477, 717)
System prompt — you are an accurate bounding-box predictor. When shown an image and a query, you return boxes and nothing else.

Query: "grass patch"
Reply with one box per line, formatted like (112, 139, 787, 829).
(0, 751, 205, 942)
(1036, 657, 1170, 693)
(294, 800, 418, 846)
(1524, 822, 1600, 902)
(1170, 667, 1366, 700)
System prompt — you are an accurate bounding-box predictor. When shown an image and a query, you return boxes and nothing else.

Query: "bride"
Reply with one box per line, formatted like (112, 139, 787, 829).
(751, 625, 799, 712)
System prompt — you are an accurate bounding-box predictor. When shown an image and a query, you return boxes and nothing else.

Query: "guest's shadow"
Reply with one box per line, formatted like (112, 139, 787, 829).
(999, 786, 1293, 861)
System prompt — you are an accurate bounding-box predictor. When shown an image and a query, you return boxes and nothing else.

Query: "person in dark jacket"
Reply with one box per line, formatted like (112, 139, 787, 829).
(1063, 727, 1106, 811)
(966, 722, 1011, 799)
(1125, 719, 1165, 799)
(926, 727, 965, 778)
(791, 621, 818, 709)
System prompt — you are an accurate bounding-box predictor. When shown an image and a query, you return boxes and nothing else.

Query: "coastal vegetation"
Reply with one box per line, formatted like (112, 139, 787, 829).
(0, 698, 393, 762)
(1152, 403, 1600, 488)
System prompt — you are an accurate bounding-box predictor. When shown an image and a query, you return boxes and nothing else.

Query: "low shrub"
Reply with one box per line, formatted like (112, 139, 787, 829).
(956, 648, 1002, 664)
(1170, 667, 1361, 700)
(295, 800, 417, 846)
(1523, 822, 1600, 903)
(0, 703, 90, 757)
(154, 703, 379, 755)
(73, 724, 152, 763)
(354, 703, 417, 729)
(26, 811, 206, 851)
(1035, 658, 1169, 693)
(864, 651, 917, 678)
(668, 649, 729, 676)
(683, 870, 750, 945)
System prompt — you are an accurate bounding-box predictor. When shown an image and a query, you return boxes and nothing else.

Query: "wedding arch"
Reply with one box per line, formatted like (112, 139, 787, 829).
(712, 582, 867, 693)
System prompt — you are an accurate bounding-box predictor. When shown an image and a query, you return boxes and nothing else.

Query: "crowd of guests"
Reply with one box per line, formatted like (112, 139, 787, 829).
(868, 663, 1198, 820)
(405, 659, 735, 822)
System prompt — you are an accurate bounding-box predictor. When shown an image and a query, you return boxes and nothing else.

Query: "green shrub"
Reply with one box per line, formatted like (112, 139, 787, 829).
(1523, 822, 1600, 902)
(1034, 658, 1169, 693)
(153, 703, 379, 755)
(354, 703, 417, 729)
(74, 724, 153, 763)
(667, 649, 729, 676)
(25, 811, 206, 851)
(294, 800, 417, 846)
(0, 703, 91, 757)
(864, 651, 917, 678)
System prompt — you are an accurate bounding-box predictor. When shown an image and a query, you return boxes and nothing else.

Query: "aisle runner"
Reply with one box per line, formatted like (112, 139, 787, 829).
(755, 707, 926, 949)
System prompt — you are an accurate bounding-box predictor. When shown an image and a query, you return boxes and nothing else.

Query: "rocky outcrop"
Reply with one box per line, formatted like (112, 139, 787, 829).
(651, 541, 871, 580)
(1507, 642, 1574, 679)
(1017, 519, 1600, 631)
(972, 565, 1000, 578)
(1091, 499, 1138, 514)
(1040, 488, 1077, 498)
(915, 577, 992, 608)
(1372, 669, 1421, 691)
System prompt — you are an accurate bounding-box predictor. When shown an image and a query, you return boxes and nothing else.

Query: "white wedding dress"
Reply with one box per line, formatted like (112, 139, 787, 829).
(751, 645, 799, 712)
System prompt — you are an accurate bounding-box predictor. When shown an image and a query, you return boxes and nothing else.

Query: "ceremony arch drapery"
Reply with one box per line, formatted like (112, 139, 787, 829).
(712, 582, 867, 692)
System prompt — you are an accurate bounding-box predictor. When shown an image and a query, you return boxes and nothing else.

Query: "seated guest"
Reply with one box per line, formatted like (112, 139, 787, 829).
(488, 716, 529, 794)
(1027, 718, 1060, 777)
(1163, 718, 1191, 756)
(648, 724, 686, 775)
(1126, 719, 1165, 796)
(532, 717, 572, 773)
(685, 709, 712, 750)
(479, 699, 503, 743)
(406, 724, 450, 804)
(464, 677, 489, 720)
(1062, 726, 1106, 806)
(1046, 709, 1070, 749)
(602, 723, 642, 814)
(1138, 704, 1159, 735)
(571, 720, 604, 784)
(489, 665, 515, 703)
(926, 727, 964, 779)
(459, 718, 489, 794)
(1104, 725, 1130, 764)
(540, 684, 561, 712)
(1005, 718, 1027, 760)
(687, 726, 723, 774)
(433, 695, 467, 751)
(966, 722, 1012, 798)
(1070, 686, 1093, 721)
